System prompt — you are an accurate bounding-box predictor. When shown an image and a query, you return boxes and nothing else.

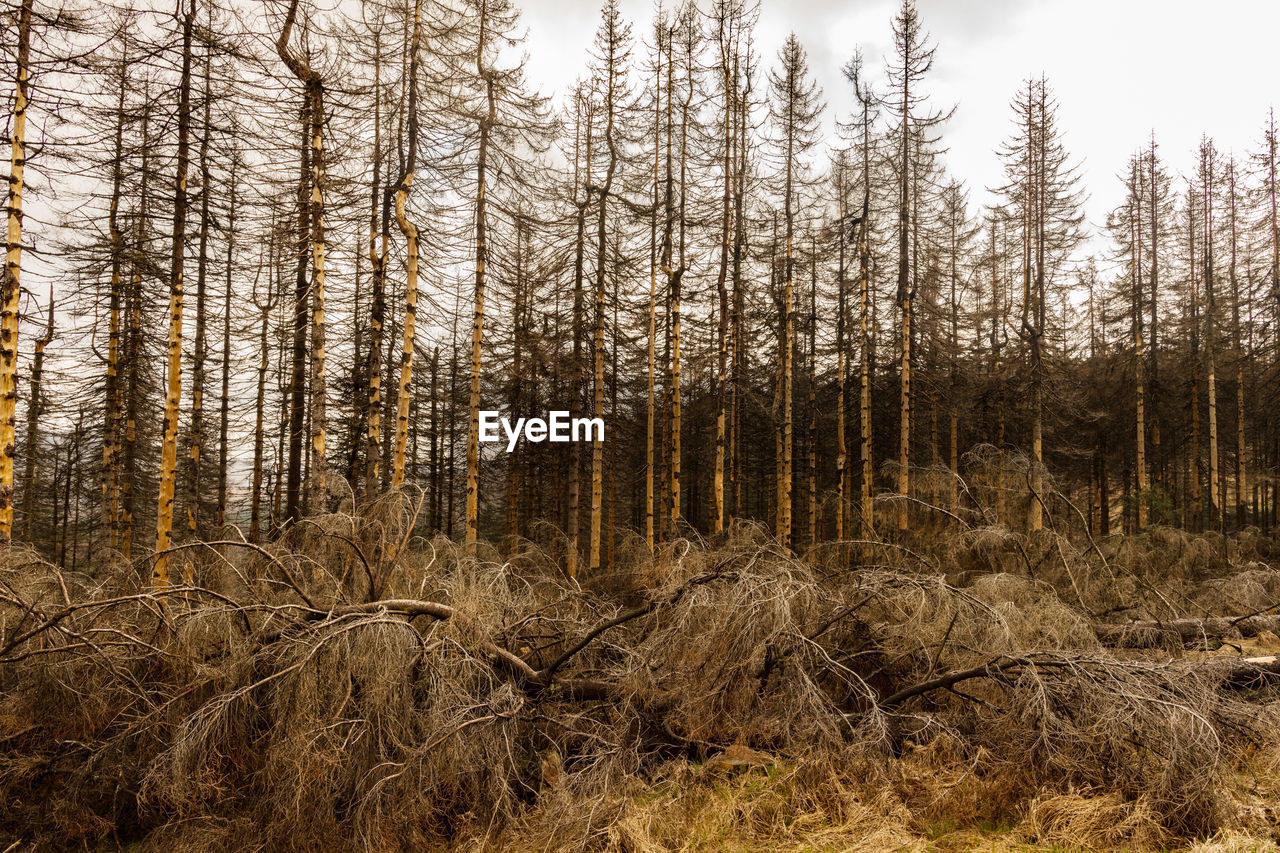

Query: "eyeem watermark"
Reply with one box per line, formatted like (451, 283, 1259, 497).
(478, 410, 604, 453)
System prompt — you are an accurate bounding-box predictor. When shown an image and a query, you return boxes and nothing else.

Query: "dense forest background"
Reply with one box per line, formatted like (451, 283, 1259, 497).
(3, 0, 1280, 573)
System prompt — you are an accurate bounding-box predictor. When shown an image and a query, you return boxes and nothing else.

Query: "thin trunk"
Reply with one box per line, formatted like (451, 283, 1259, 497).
(277, 0, 328, 520)
(121, 102, 150, 561)
(896, 60, 911, 535)
(807, 247, 817, 548)
(392, 0, 422, 489)
(154, 0, 196, 586)
(835, 164, 848, 541)
(103, 60, 127, 548)
(465, 1, 494, 552)
(0, 0, 32, 539)
(645, 51, 659, 551)
(712, 25, 732, 536)
(858, 118, 873, 538)
(1132, 162, 1147, 529)
(365, 45, 386, 500)
(1203, 148, 1220, 532)
(284, 92, 309, 524)
(217, 160, 236, 528)
(19, 296, 51, 541)
(251, 269, 271, 543)
(1229, 161, 1246, 525)
(187, 37, 213, 537)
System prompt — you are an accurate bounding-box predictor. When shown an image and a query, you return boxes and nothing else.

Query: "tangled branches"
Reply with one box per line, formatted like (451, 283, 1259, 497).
(2, 487, 1280, 850)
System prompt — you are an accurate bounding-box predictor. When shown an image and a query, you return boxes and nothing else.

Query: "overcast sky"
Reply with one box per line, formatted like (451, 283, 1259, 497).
(516, 0, 1280, 239)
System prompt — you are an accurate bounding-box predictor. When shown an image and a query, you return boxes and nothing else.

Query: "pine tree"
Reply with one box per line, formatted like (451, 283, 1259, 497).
(766, 32, 822, 550)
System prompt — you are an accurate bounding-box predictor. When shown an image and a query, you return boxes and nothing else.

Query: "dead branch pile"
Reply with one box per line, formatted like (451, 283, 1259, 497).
(2, 489, 1280, 851)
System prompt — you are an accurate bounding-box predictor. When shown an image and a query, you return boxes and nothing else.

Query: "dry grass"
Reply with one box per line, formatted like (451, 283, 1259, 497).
(4, 461, 1280, 852)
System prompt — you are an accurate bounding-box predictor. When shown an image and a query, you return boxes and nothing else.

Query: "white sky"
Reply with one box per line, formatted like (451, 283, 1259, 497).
(517, 0, 1280, 235)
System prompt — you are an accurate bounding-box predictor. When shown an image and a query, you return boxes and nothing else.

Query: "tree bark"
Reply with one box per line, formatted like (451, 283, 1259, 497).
(154, 0, 196, 587)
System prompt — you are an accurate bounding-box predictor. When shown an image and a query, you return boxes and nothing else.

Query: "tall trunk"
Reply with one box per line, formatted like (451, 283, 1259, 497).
(121, 102, 151, 561)
(1028, 85, 1047, 534)
(895, 60, 911, 535)
(365, 50, 388, 500)
(948, 216, 959, 512)
(429, 347, 440, 530)
(666, 36, 685, 540)
(1229, 161, 1246, 525)
(591, 87, 618, 571)
(1132, 162, 1147, 529)
(712, 24, 733, 536)
(645, 52, 659, 551)
(779, 94, 796, 551)
(187, 38, 213, 537)
(465, 3, 495, 552)
(251, 259, 272, 543)
(154, 0, 196, 586)
(1203, 146, 1220, 531)
(103, 60, 127, 548)
(19, 296, 51, 541)
(806, 248, 817, 548)
(1147, 136, 1162, 492)
(306, 84, 327, 513)
(217, 160, 236, 528)
(446, 295, 460, 537)
(835, 164, 848, 541)
(858, 115, 873, 538)
(566, 94, 589, 575)
(730, 68, 749, 525)
(1189, 189, 1203, 531)
(284, 93, 309, 524)
(277, 0, 327, 521)
(989, 218, 1006, 523)
(392, 0, 422, 490)
(0, 0, 32, 540)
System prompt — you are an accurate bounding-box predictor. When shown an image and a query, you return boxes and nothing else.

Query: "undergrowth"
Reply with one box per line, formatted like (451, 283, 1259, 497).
(3, 452, 1280, 851)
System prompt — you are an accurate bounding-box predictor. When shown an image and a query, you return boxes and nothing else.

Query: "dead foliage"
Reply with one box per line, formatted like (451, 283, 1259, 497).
(3, 471, 1280, 852)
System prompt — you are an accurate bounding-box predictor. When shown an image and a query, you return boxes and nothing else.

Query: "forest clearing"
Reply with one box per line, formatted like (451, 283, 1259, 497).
(3, 0, 1280, 848)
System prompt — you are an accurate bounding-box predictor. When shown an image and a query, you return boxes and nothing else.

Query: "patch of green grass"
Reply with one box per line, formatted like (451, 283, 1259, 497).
(926, 816, 958, 839)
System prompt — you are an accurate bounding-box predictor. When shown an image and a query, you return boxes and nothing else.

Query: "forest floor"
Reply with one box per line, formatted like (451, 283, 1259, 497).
(6, 478, 1280, 852)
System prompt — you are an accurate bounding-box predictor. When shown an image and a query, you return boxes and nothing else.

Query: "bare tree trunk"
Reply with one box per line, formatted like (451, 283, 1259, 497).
(278, 0, 328, 520)
(306, 85, 328, 513)
(187, 36, 213, 537)
(465, 7, 496, 553)
(1228, 160, 1246, 525)
(121, 102, 151, 561)
(712, 19, 733, 537)
(0, 0, 33, 541)
(392, 0, 422, 490)
(284, 92, 309, 525)
(1132, 162, 1148, 529)
(19, 296, 51, 541)
(365, 50, 388, 500)
(835, 163, 848, 541)
(896, 65, 911, 536)
(103, 59, 126, 549)
(1202, 145, 1220, 532)
(645, 53, 659, 551)
(215, 159, 236, 529)
(154, 0, 196, 586)
(251, 261, 272, 543)
(806, 248, 817, 548)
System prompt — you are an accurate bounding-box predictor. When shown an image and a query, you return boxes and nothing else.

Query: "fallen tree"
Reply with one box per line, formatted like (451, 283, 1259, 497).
(3, 498, 1280, 850)
(1096, 615, 1280, 648)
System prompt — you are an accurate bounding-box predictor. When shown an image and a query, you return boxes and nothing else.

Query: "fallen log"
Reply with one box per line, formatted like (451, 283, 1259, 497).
(879, 654, 1280, 709)
(1195, 655, 1280, 689)
(1095, 614, 1280, 648)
